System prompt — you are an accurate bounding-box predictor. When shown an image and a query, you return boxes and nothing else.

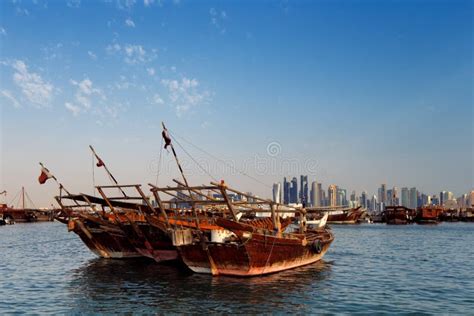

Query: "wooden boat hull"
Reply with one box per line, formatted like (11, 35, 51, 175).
(384, 206, 415, 225)
(179, 237, 332, 276)
(69, 217, 142, 259)
(120, 221, 179, 262)
(327, 210, 363, 224)
(178, 219, 334, 277)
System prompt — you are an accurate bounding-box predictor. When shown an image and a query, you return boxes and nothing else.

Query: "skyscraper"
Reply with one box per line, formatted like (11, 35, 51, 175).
(386, 189, 393, 206)
(317, 183, 323, 206)
(272, 183, 281, 204)
(328, 184, 337, 207)
(379, 184, 386, 205)
(371, 195, 378, 212)
(300, 175, 308, 206)
(311, 181, 321, 207)
(401, 187, 409, 208)
(361, 191, 367, 209)
(392, 187, 399, 206)
(290, 177, 298, 204)
(283, 177, 290, 204)
(409, 187, 417, 209)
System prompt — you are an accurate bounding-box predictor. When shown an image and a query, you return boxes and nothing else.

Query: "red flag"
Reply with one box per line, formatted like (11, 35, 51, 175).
(96, 157, 105, 167)
(38, 167, 53, 184)
(162, 129, 172, 149)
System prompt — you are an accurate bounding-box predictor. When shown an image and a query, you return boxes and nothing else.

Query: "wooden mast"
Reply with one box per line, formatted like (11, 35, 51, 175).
(162, 122, 200, 229)
(89, 145, 127, 197)
(22, 187, 25, 209)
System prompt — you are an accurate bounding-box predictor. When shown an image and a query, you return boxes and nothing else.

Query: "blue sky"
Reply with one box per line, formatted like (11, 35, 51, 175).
(0, 0, 472, 206)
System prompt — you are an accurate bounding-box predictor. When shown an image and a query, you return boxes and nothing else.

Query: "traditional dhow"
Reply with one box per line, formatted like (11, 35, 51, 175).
(415, 206, 443, 224)
(156, 181, 334, 277)
(0, 188, 55, 222)
(56, 192, 144, 259)
(384, 206, 416, 225)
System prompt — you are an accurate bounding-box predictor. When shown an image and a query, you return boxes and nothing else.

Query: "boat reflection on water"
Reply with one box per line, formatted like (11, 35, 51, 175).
(67, 258, 333, 313)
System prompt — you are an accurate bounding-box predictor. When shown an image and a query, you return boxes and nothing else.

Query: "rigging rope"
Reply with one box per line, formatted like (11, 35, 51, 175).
(169, 128, 272, 189)
(92, 151, 96, 197)
(169, 133, 218, 183)
(24, 191, 38, 209)
(155, 136, 164, 186)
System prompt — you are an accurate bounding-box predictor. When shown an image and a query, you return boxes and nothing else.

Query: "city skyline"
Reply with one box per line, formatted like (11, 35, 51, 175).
(274, 175, 473, 211)
(1, 0, 472, 207)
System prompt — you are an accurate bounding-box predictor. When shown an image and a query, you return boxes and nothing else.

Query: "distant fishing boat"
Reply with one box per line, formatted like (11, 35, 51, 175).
(0, 188, 55, 223)
(384, 206, 416, 225)
(415, 206, 443, 224)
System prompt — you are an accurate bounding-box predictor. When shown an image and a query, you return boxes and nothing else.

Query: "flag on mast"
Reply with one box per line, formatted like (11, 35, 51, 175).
(162, 129, 172, 149)
(96, 157, 105, 167)
(38, 166, 53, 184)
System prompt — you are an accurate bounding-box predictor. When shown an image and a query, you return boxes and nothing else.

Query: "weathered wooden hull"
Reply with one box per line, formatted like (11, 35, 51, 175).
(69, 217, 142, 259)
(415, 207, 441, 224)
(0, 209, 54, 222)
(327, 212, 361, 224)
(178, 219, 334, 277)
(385, 206, 415, 225)
(120, 222, 179, 262)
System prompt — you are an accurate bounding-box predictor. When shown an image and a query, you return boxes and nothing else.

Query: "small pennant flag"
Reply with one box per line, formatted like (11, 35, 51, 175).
(38, 167, 53, 184)
(162, 129, 172, 149)
(96, 157, 105, 167)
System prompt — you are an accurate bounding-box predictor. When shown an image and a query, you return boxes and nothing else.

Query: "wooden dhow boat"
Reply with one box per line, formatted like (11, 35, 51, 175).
(151, 181, 334, 277)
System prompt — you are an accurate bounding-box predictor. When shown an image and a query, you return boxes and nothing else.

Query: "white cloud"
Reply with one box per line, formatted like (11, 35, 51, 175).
(0, 90, 21, 108)
(0, 27, 6, 36)
(161, 77, 210, 116)
(125, 18, 135, 28)
(144, 0, 162, 6)
(69, 78, 104, 110)
(124, 44, 146, 64)
(12, 60, 53, 108)
(87, 51, 97, 60)
(153, 94, 164, 105)
(116, 0, 137, 10)
(106, 43, 121, 53)
(65, 102, 81, 116)
(106, 42, 156, 64)
(67, 0, 81, 8)
(209, 8, 227, 34)
(147, 67, 155, 76)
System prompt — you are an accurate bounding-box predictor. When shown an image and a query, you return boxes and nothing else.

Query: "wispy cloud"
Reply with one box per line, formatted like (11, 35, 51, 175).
(153, 93, 164, 105)
(64, 78, 106, 116)
(115, 0, 137, 10)
(0, 27, 6, 36)
(144, 0, 162, 7)
(67, 0, 81, 8)
(161, 77, 211, 116)
(106, 42, 157, 64)
(1, 90, 21, 108)
(87, 51, 97, 60)
(12, 60, 54, 108)
(65, 102, 81, 116)
(147, 67, 155, 76)
(125, 17, 135, 28)
(210, 7, 227, 34)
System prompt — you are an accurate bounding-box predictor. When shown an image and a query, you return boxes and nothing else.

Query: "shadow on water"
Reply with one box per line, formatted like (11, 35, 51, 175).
(67, 258, 332, 313)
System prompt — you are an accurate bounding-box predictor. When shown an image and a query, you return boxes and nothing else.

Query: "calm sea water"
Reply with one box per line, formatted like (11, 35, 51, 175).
(0, 222, 473, 314)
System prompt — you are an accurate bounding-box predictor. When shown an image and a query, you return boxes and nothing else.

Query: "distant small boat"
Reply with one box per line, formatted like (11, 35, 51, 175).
(384, 206, 416, 225)
(415, 206, 442, 224)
